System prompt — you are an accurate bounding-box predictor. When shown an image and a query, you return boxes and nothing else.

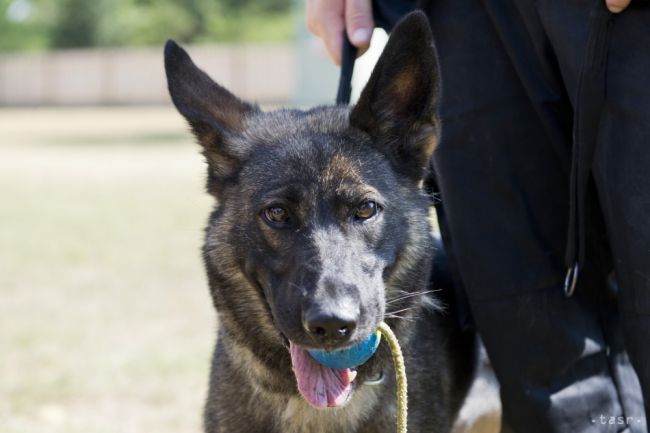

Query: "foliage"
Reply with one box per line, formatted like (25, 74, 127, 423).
(0, 0, 295, 52)
(50, 0, 107, 48)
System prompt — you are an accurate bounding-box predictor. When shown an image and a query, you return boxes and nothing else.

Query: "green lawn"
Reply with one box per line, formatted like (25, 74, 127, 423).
(0, 107, 215, 433)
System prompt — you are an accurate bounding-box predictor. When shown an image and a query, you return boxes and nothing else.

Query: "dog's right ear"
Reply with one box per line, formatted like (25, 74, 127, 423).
(164, 40, 258, 188)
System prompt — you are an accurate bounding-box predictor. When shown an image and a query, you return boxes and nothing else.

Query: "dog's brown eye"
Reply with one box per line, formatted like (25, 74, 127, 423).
(264, 206, 290, 225)
(355, 201, 379, 220)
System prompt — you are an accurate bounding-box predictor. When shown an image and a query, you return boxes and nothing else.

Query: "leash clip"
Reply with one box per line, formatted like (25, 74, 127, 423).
(564, 262, 579, 297)
(364, 371, 385, 386)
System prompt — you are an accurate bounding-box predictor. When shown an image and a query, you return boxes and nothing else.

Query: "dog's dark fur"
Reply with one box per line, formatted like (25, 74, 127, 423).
(165, 12, 475, 433)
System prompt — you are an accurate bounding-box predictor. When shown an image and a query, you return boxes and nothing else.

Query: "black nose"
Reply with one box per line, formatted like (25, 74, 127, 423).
(303, 308, 358, 344)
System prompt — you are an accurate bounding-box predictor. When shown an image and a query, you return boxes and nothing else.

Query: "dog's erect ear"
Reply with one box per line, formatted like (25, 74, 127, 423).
(164, 40, 258, 187)
(350, 12, 440, 181)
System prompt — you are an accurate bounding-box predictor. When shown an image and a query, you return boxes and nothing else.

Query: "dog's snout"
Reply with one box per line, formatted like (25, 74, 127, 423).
(303, 308, 358, 344)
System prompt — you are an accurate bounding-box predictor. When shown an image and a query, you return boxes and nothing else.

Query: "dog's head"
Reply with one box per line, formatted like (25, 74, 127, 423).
(166, 11, 440, 407)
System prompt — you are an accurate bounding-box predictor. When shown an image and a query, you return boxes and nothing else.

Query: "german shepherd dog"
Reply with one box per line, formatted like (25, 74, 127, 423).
(165, 11, 475, 433)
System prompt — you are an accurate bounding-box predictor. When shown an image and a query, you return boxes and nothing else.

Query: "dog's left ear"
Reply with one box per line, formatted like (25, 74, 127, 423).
(350, 11, 440, 181)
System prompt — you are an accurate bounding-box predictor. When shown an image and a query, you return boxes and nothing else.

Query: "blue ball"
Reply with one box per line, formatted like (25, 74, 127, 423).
(307, 331, 381, 369)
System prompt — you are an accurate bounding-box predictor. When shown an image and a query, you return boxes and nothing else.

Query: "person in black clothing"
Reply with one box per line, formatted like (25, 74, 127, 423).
(306, 1, 649, 432)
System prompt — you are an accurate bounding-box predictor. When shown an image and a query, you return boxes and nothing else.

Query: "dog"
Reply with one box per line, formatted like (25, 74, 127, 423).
(164, 11, 475, 433)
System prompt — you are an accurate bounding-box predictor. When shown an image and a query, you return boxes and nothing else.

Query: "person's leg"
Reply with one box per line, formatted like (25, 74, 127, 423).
(592, 2, 650, 425)
(537, 0, 648, 427)
(423, 0, 642, 431)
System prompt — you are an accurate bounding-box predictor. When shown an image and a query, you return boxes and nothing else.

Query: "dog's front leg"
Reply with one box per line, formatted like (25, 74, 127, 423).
(203, 340, 281, 433)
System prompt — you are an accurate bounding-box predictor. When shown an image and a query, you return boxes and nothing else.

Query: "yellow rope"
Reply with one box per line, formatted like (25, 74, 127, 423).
(377, 322, 408, 433)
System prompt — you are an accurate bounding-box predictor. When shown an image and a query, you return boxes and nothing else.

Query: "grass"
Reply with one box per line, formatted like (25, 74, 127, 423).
(0, 107, 215, 433)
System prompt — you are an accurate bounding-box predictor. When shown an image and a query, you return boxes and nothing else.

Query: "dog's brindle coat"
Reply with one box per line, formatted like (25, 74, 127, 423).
(165, 12, 474, 433)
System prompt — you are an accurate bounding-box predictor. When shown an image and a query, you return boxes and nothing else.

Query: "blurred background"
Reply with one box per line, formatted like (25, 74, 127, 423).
(0, 0, 336, 106)
(0, 1, 391, 433)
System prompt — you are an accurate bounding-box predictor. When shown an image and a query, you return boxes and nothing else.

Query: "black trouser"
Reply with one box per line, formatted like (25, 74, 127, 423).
(420, 0, 650, 432)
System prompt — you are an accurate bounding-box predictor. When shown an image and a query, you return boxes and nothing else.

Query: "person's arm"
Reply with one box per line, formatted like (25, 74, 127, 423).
(306, 0, 373, 65)
(306, 0, 632, 65)
(606, 0, 631, 13)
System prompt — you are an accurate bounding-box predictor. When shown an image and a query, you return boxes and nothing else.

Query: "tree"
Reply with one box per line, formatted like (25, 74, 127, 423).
(0, 0, 294, 52)
(50, 0, 105, 48)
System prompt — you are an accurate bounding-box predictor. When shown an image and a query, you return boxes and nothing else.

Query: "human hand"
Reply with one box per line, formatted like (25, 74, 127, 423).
(306, 0, 374, 65)
(605, 0, 632, 13)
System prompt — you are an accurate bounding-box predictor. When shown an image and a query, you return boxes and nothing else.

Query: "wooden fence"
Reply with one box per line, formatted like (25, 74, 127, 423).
(0, 44, 297, 106)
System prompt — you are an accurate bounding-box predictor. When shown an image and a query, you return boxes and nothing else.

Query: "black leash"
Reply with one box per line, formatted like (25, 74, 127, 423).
(564, 4, 613, 296)
(336, 38, 357, 105)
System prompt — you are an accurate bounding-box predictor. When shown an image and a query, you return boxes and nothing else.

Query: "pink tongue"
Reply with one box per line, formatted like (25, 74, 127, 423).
(289, 342, 352, 408)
